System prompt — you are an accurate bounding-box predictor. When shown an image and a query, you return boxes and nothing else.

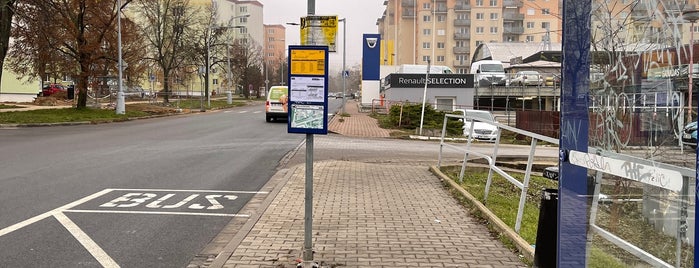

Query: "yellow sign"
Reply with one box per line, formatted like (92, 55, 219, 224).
(290, 49, 326, 76)
(299, 16, 338, 52)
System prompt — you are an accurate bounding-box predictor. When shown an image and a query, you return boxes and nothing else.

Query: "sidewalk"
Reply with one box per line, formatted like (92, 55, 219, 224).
(204, 100, 528, 267)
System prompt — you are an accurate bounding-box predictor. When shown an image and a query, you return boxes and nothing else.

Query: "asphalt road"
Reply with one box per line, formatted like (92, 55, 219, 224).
(0, 102, 312, 267)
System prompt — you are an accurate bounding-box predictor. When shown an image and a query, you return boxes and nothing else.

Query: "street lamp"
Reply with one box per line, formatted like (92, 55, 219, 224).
(339, 18, 347, 114)
(683, 9, 699, 123)
(115, 0, 125, 114)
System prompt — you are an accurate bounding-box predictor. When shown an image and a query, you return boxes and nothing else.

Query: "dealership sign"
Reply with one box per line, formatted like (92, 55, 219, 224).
(384, 74, 474, 88)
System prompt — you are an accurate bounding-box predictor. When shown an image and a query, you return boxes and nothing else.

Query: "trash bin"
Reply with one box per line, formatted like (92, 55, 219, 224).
(534, 188, 558, 268)
(67, 85, 75, 100)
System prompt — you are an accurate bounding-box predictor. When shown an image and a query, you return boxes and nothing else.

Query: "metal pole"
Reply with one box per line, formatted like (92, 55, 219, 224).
(341, 18, 347, 114)
(690, 21, 694, 123)
(115, 0, 125, 114)
(303, 2, 315, 266)
(419, 60, 430, 136)
(227, 43, 232, 99)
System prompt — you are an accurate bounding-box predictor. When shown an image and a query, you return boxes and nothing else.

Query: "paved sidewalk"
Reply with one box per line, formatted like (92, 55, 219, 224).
(205, 100, 528, 267)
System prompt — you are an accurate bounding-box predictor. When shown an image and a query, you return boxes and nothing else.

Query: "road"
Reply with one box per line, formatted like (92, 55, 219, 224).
(0, 102, 316, 267)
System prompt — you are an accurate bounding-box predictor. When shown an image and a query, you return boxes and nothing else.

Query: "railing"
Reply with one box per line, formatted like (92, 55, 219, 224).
(436, 111, 696, 267)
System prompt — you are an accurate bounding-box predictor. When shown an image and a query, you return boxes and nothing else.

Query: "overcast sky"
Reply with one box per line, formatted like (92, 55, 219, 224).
(261, 0, 386, 72)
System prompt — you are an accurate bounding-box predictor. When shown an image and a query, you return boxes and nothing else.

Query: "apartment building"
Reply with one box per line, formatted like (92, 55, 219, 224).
(263, 24, 287, 88)
(378, 0, 562, 74)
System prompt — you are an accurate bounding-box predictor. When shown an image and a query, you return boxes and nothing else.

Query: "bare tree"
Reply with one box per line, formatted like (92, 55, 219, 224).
(229, 37, 263, 98)
(8, 0, 145, 108)
(137, 0, 196, 103)
(0, 0, 17, 88)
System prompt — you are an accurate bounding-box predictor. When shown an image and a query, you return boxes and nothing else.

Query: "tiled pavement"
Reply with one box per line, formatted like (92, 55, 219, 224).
(208, 100, 528, 267)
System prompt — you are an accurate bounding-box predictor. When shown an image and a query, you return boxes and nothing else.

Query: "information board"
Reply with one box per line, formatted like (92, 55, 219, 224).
(299, 16, 338, 52)
(287, 46, 329, 134)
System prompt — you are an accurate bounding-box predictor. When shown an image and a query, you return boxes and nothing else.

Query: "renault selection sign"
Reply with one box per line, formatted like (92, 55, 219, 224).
(287, 46, 329, 134)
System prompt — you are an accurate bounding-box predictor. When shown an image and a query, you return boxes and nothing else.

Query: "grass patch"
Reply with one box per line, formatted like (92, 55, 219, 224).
(440, 165, 693, 267)
(0, 107, 148, 124)
(166, 99, 246, 110)
(0, 104, 23, 110)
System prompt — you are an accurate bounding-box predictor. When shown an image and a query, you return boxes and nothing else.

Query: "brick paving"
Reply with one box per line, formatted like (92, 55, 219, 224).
(210, 100, 528, 268)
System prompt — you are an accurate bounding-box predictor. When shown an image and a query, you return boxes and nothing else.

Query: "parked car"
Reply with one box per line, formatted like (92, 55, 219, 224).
(683, 121, 697, 149)
(40, 83, 67, 97)
(510, 71, 543, 86)
(455, 109, 499, 141)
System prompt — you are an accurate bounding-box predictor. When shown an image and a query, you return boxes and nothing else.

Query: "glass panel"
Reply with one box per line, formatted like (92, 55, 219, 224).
(566, 0, 698, 266)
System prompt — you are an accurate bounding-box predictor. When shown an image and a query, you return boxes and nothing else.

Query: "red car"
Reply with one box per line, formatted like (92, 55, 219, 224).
(41, 84, 67, 97)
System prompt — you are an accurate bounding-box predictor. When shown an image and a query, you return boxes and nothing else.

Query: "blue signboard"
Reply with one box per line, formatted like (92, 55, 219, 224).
(287, 46, 329, 135)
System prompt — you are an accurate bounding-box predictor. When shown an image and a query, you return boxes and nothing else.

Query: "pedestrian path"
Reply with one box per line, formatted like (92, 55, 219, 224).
(220, 161, 526, 267)
(328, 100, 392, 138)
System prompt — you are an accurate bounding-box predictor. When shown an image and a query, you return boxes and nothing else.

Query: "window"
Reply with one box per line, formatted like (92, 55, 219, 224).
(422, 42, 431, 49)
(542, 22, 550, 29)
(423, 2, 431, 9)
(437, 42, 445, 49)
(436, 55, 445, 62)
(213, 79, 218, 85)
(239, 6, 247, 12)
(490, 13, 498, 20)
(437, 29, 446, 35)
(423, 15, 431, 22)
(457, 13, 468, 20)
(239, 17, 248, 23)
(423, 28, 432, 35)
(268, 45, 274, 49)
(526, 36, 534, 42)
(435, 98, 454, 111)
(527, 8, 535, 15)
(456, 41, 466, 47)
(542, 8, 550, 15)
(476, 27, 484, 34)
(239, 27, 247, 34)
(422, 55, 431, 62)
(268, 29, 275, 34)
(437, 15, 446, 22)
(490, 26, 498, 33)
(476, 13, 484, 20)
(475, 40, 483, 46)
(475, 0, 483, 6)
(268, 37, 275, 42)
(489, 0, 497, 6)
(527, 22, 535, 28)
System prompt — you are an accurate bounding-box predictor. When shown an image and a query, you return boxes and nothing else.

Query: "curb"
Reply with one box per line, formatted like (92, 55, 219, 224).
(429, 165, 536, 262)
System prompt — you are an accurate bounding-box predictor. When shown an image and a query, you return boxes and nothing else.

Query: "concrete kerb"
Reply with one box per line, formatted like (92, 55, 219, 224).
(429, 165, 536, 262)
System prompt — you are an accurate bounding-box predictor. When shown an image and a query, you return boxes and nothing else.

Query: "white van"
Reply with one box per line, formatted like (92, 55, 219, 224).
(265, 86, 288, 122)
(397, 64, 454, 74)
(470, 60, 506, 87)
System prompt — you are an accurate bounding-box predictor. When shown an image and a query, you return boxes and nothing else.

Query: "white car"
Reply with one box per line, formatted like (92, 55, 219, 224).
(455, 109, 499, 141)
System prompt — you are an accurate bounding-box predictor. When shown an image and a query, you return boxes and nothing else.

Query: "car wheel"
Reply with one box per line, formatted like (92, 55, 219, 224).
(266, 116, 272, 122)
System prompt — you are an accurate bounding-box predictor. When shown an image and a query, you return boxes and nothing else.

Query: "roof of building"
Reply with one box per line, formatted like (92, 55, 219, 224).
(472, 42, 563, 65)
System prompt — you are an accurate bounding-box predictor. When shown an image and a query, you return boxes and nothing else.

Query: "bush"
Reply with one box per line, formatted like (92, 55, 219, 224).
(384, 103, 464, 136)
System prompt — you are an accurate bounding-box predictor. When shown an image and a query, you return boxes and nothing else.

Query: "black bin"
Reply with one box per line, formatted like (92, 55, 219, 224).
(534, 188, 558, 268)
(67, 85, 75, 99)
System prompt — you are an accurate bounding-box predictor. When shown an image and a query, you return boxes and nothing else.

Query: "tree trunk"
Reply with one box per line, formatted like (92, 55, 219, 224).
(0, 0, 16, 86)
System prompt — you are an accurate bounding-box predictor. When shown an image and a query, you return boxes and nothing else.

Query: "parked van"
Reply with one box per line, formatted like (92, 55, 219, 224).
(397, 64, 454, 74)
(265, 86, 288, 122)
(470, 60, 506, 87)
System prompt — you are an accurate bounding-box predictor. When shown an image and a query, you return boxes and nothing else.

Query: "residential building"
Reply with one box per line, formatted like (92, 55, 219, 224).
(264, 24, 287, 89)
(377, 0, 562, 74)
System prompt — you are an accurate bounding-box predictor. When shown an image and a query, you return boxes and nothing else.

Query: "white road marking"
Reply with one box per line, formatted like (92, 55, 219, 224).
(238, 111, 249, 114)
(54, 212, 120, 268)
(0, 189, 114, 237)
(64, 210, 248, 217)
(108, 188, 268, 194)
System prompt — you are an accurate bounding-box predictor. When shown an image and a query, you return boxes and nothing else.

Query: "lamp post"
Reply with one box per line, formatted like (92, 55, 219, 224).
(115, 0, 125, 114)
(339, 18, 347, 114)
(683, 10, 699, 123)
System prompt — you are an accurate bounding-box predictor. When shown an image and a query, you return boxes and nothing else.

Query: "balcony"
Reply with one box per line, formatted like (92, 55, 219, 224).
(453, 46, 470, 54)
(503, 0, 523, 8)
(453, 60, 470, 67)
(454, 19, 471, 26)
(402, 8, 415, 18)
(454, 4, 471, 11)
(503, 26, 524, 34)
(454, 32, 470, 40)
(433, 6, 447, 13)
(503, 12, 524, 21)
(402, 0, 415, 7)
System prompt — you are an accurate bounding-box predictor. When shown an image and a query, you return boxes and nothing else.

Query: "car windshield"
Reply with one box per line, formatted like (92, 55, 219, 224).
(481, 64, 504, 72)
(464, 111, 494, 121)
